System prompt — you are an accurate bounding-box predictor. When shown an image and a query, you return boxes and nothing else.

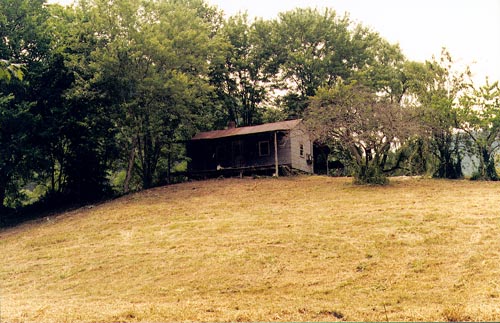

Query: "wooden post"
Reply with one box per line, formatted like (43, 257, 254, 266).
(274, 131, 279, 177)
(326, 152, 329, 176)
(167, 142, 172, 184)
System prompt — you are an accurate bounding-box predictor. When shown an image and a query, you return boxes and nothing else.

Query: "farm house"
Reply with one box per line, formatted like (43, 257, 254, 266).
(187, 119, 314, 176)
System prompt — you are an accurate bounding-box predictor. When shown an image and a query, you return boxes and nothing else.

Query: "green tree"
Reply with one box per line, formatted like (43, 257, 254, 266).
(412, 50, 470, 179)
(276, 9, 349, 93)
(305, 81, 419, 185)
(0, 0, 51, 209)
(355, 37, 406, 103)
(80, 0, 217, 190)
(459, 80, 500, 180)
(209, 14, 278, 126)
(273, 8, 398, 118)
(23, 2, 121, 204)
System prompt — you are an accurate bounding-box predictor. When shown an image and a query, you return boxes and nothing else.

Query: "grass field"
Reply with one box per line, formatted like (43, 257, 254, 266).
(1, 176, 500, 322)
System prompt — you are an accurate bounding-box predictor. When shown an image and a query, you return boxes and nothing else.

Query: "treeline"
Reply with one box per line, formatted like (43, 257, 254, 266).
(1, 0, 499, 218)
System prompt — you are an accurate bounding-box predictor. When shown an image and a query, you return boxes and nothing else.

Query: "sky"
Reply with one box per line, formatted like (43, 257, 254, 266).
(50, 0, 500, 85)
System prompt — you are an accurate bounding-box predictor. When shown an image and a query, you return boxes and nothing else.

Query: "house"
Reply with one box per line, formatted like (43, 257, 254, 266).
(187, 119, 314, 176)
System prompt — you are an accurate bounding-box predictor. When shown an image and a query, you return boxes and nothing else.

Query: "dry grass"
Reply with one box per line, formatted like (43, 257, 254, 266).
(1, 176, 500, 322)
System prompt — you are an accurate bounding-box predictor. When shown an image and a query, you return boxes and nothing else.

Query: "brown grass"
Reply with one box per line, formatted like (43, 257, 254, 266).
(1, 176, 500, 322)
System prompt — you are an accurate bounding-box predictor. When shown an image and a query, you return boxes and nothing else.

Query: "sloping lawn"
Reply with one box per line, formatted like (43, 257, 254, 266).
(1, 176, 500, 322)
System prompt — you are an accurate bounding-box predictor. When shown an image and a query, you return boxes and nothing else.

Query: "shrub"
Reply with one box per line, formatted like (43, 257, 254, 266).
(353, 165, 389, 185)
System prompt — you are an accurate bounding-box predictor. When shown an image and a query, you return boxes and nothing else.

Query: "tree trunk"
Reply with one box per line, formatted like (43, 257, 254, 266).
(487, 157, 499, 181)
(481, 147, 499, 180)
(0, 178, 7, 210)
(123, 138, 137, 193)
(142, 132, 154, 189)
(274, 131, 279, 177)
(0, 189, 5, 210)
(453, 135, 463, 178)
(50, 161, 56, 194)
(167, 142, 172, 185)
(434, 132, 461, 179)
(325, 152, 329, 175)
(476, 146, 488, 179)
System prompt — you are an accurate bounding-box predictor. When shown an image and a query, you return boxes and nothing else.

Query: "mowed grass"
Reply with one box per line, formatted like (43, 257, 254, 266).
(1, 176, 500, 322)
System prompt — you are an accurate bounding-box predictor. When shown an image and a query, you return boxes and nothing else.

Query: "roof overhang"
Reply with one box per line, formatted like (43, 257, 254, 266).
(191, 119, 302, 140)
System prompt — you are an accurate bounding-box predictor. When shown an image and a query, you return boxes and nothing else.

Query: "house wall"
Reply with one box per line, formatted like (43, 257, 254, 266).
(276, 131, 292, 166)
(188, 131, 293, 172)
(289, 124, 314, 173)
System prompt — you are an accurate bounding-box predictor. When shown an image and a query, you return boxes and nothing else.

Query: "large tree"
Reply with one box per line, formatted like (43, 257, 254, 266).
(78, 0, 218, 190)
(305, 81, 419, 184)
(459, 80, 500, 180)
(0, 0, 51, 209)
(24, 2, 122, 203)
(273, 8, 403, 118)
(273, 8, 351, 117)
(411, 50, 470, 179)
(209, 14, 278, 127)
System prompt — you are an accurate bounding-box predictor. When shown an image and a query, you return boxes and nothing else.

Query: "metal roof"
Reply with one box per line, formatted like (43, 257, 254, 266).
(191, 119, 302, 140)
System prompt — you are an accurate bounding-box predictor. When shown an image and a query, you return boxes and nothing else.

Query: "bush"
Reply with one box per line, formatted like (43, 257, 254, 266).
(470, 171, 482, 181)
(353, 164, 389, 185)
(496, 154, 500, 176)
(486, 158, 499, 181)
(470, 158, 499, 181)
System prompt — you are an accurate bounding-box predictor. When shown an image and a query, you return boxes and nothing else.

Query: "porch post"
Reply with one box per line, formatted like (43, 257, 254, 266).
(326, 152, 329, 176)
(274, 131, 279, 177)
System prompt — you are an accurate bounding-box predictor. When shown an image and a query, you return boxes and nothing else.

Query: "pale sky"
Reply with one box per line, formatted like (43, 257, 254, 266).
(50, 0, 500, 85)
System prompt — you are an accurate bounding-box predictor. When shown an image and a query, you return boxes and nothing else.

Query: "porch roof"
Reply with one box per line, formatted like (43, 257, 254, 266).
(191, 119, 302, 140)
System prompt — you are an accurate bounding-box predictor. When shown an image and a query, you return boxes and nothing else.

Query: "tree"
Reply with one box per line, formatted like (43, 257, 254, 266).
(354, 36, 406, 104)
(304, 81, 419, 184)
(81, 0, 217, 190)
(459, 80, 500, 180)
(273, 8, 351, 117)
(404, 50, 470, 179)
(0, 0, 51, 209)
(19, 2, 122, 204)
(209, 14, 277, 127)
(273, 8, 400, 118)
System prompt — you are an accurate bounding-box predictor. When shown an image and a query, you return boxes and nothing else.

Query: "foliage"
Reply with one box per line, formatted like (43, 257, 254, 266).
(274, 9, 352, 98)
(403, 50, 470, 179)
(209, 14, 277, 126)
(387, 137, 432, 176)
(305, 81, 419, 185)
(54, 0, 219, 191)
(0, 0, 51, 210)
(36, 4, 120, 203)
(273, 8, 405, 118)
(0, 59, 24, 82)
(459, 80, 500, 180)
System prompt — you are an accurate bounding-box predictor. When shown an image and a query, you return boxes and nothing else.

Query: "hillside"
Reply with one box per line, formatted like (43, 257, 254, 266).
(1, 176, 500, 322)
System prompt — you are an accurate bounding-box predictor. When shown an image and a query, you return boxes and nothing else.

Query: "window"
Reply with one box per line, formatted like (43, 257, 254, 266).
(259, 141, 270, 156)
(299, 144, 304, 157)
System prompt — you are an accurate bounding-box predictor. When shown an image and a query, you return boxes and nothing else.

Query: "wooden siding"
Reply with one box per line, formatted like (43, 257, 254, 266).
(290, 124, 314, 173)
(187, 120, 314, 175)
(188, 131, 293, 172)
